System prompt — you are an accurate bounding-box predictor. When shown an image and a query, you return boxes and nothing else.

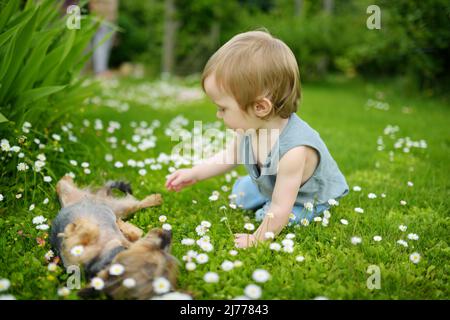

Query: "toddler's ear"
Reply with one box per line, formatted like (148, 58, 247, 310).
(253, 98, 273, 118)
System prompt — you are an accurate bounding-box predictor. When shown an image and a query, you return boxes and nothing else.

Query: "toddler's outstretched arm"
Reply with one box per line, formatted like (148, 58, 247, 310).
(166, 132, 242, 192)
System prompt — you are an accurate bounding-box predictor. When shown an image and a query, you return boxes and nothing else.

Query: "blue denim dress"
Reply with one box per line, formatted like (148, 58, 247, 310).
(232, 113, 349, 224)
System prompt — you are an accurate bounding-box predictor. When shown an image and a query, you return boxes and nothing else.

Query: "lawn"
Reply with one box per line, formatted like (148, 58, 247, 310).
(0, 76, 448, 300)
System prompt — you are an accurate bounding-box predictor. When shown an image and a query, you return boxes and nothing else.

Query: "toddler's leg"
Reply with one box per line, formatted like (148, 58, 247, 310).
(232, 175, 268, 211)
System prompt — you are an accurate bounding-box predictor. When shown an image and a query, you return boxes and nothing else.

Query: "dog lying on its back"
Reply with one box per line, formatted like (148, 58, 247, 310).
(50, 175, 179, 299)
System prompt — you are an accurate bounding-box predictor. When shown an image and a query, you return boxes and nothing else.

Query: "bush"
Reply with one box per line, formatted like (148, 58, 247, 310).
(0, 0, 100, 129)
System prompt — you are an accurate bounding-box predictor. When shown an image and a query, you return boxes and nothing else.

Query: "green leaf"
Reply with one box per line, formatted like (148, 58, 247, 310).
(16, 85, 66, 106)
(0, 0, 20, 31)
(0, 111, 8, 123)
(0, 6, 39, 102)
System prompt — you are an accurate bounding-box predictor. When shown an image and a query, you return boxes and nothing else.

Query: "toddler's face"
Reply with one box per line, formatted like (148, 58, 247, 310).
(204, 75, 258, 131)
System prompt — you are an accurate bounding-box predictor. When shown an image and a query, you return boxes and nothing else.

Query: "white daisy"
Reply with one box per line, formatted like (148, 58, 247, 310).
(91, 277, 105, 290)
(244, 284, 262, 299)
(407, 181, 414, 187)
(186, 262, 196, 271)
(314, 216, 322, 222)
(229, 250, 238, 256)
(368, 193, 377, 199)
(181, 238, 195, 246)
(304, 202, 314, 211)
(244, 223, 255, 231)
(70, 245, 84, 257)
(400, 200, 407, 206)
(221, 260, 234, 271)
(162, 223, 172, 231)
(282, 239, 294, 247)
(407, 233, 419, 241)
(0, 194, 3, 201)
(0, 279, 11, 292)
(340, 219, 348, 225)
(373, 235, 382, 242)
(45, 250, 54, 261)
(252, 269, 270, 283)
(203, 272, 219, 283)
(409, 252, 421, 264)
(264, 232, 275, 240)
(57, 287, 70, 297)
(153, 277, 171, 294)
(397, 239, 408, 247)
(323, 210, 331, 219)
(351, 236, 362, 245)
(399, 225, 407, 232)
(269, 243, 281, 251)
(328, 199, 338, 206)
(283, 246, 294, 253)
(285, 233, 295, 239)
(69, 160, 78, 166)
(353, 186, 362, 192)
(109, 263, 125, 276)
(196, 253, 209, 264)
(208, 194, 219, 201)
(43, 198, 49, 205)
(36, 224, 49, 230)
(296, 255, 305, 262)
(354, 207, 364, 214)
(201, 221, 212, 228)
(43, 176, 52, 183)
(1, 139, 11, 152)
(159, 215, 167, 223)
(199, 242, 213, 252)
(234, 260, 243, 268)
(17, 162, 29, 171)
(300, 218, 309, 226)
(47, 263, 57, 272)
(122, 278, 136, 288)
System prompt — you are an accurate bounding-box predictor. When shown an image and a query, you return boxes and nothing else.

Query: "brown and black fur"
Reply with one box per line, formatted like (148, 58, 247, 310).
(51, 175, 178, 299)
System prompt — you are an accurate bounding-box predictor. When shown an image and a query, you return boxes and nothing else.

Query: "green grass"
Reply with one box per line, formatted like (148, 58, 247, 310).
(0, 77, 448, 299)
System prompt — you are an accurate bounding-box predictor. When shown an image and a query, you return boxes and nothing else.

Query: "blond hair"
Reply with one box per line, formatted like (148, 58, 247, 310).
(202, 29, 301, 119)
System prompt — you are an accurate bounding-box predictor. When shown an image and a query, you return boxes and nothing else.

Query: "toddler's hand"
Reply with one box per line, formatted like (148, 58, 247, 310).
(165, 168, 198, 192)
(234, 233, 257, 249)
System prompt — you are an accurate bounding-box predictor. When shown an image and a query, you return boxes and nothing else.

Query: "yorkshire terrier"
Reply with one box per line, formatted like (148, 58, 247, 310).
(50, 175, 179, 299)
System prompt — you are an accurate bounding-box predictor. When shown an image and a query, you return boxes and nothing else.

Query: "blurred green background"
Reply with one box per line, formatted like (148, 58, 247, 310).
(110, 0, 449, 95)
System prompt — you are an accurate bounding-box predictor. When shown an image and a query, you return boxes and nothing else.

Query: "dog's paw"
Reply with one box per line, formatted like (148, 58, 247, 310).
(143, 193, 163, 207)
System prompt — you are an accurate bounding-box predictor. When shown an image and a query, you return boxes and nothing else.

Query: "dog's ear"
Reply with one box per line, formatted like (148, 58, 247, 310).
(144, 228, 172, 251)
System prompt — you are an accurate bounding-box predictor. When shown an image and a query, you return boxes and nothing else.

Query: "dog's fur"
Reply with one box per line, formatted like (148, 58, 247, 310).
(50, 175, 178, 299)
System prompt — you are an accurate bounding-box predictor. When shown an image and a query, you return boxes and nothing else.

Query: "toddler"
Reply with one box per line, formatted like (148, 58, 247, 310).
(165, 30, 349, 248)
